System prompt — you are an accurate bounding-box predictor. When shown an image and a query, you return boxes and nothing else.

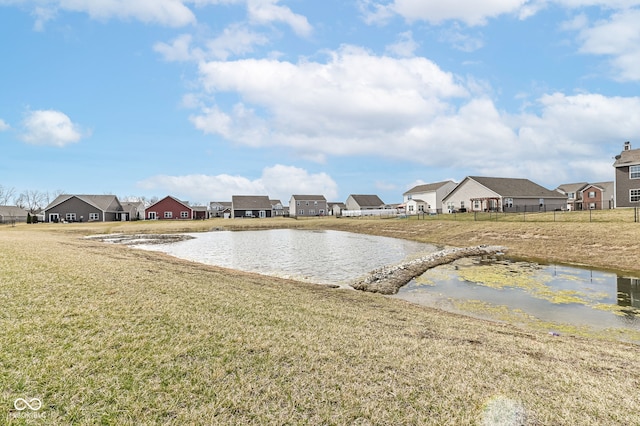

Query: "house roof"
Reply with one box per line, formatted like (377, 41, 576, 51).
(45, 194, 122, 212)
(328, 202, 346, 208)
(291, 194, 327, 201)
(403, 180, 455, 195)
(232, 195, 272, 210)
(556, 182, 589, 195)
(613, 145, 640, 167)
(147, 195, 191, 211)
(461, 176, 565, 199)
(348, 194, 385, 208)
(0, 205, 28, 217)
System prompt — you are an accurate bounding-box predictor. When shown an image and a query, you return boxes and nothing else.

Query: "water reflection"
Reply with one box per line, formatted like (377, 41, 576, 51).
(393, 258, 640, 342)
(135, 229, 438, 288)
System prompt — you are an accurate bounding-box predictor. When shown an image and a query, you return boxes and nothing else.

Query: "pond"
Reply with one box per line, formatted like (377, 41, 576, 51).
(135, 229, 640, 343)
(135, 229, 439, 288)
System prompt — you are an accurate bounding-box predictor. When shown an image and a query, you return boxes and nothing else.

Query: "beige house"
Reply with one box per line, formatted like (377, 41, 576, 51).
(443, 176, 567, 213)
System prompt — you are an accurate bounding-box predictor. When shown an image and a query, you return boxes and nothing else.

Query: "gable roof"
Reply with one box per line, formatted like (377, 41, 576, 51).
(348, 194, 385, 208)
(0, 205, 28, 217)
(613, 145, 640, 167)
(556, 182, 589, 195)
(45, 194, 122, 212)
(232, 195, 272, 210)
(291, 194, 327, 201)
(463, 176, 565, 198)
(404, 180, 455, 195)
(146, 195, 191, 211)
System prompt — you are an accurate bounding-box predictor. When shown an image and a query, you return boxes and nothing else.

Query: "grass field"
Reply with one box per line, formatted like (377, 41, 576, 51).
(2, 215, 640, 425)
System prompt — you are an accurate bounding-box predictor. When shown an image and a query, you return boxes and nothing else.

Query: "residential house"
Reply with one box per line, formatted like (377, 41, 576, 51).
(43, 194, 125, 222)
(146, 196, 195, 220)
(210, 201, 232, 218)
(231, 195, 273, 218)
(328, 202, 346, 216)
(403, 180, 457, 214)
(270, 199, 285, 217)
(556, 182, 614, 210)
(345, 194, 386, 211)
(0, 206, 29, 223)
(120, 201, 145, 221)
(289, 195, 327, 218)
(613, 141, 640, 208)
(442, 176, 567, 213)
(555, 182, 588, 211)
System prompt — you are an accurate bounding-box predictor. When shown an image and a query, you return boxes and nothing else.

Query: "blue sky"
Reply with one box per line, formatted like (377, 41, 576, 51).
(1, 0, 639, 206)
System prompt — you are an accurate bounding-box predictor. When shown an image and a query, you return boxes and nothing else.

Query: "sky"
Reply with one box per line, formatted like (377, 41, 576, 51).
(1, 0, 639, 206)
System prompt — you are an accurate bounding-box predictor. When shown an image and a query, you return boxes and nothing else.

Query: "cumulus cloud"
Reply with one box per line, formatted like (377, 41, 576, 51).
(0, 118, 9, 131)
(247, 0, 312, 37)
(385, 31, 419, 57)
(137, 165, 338, 203)
(5, 0, 196, 28)
(362, 0, 529, 26)
(571, 8, 640, 81)
(20, 110, 87, 147)
(185, 45, 640, 187)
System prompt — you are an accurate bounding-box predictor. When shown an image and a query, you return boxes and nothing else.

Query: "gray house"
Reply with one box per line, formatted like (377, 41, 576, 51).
(613, 141, 640, 208)
(0, 206, 29, 223)
(345, 194, 386, 211)
(43, 194, 125, 222)
(231, 195, 273, 218)
(289, 195, 327, 217)
(443, 176, 567, 213)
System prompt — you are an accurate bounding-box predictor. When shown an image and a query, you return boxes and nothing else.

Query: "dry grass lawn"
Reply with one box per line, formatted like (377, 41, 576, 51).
(2, 214, 640, 425)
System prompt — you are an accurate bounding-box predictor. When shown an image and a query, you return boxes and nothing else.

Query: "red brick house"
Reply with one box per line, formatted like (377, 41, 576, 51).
(146, 196, 198, 220)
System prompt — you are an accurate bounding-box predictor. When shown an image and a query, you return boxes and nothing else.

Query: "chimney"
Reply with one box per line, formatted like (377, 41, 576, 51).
(624, 141, 631, 151)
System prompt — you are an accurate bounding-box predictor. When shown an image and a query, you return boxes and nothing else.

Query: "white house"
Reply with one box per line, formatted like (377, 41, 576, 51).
(403, 180, 457, 214)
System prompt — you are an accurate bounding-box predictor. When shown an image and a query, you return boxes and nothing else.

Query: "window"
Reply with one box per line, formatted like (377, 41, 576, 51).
(418, 205, 425, 212)
(539, 198, 545, 206)
(589, 203, 596, 209)
(631, 165, 640, 179)
(164, 211, 173, 218)
(504, 198, 513, 208)
(630, 189, 640, 202)
(319, 209, 325, 215)
(298, 209, 304, 215)
(408, 205, 414, 212)
(66, 213, 76, 222)
(148, 212, 157, 220)
(89, 213, 99, 221)
(460, 201, 465, 208)
(245, 211, 253, 217)
(473, 200, 480, 210)
(567, 192, 575, 199)
(181, 211, 189, 218)
(297, 201, 300, 206)
(314, 200, 318, 205)
(309, 209, 315, 215)
(588, 191, 596, 198)
(305, 201, 309, 206)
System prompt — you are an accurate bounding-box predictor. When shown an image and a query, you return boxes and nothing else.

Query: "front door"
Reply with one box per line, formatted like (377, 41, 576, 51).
(49, 213, 60, 223)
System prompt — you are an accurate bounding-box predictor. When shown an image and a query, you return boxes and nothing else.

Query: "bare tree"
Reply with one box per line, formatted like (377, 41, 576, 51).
(45, 189, 65, 206)
(16, 190, 46, 213)
(0, 185, 16, 205)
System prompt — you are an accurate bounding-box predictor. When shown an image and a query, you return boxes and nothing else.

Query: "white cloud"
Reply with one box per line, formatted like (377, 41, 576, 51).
(247, 0, 312, 37)
(137, 165, 338, 203)
(154, 34, 201, 62)
(571, 9, 640, 81)
(205, 23, 270, 60)
(20, 110, 87, 147)
(369, 0, 529, 26)
(385, 31, 419, 57)
(185, 45, 640, 188)
(0, 118, 9, 131)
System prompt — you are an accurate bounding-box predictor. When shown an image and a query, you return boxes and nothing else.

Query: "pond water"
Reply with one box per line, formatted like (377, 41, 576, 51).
(135, 229, 640, 343)
(135, 229, 439, 288)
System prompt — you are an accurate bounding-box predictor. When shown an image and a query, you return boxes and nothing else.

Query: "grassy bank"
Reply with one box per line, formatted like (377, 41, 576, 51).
(2, 218, 640, 424)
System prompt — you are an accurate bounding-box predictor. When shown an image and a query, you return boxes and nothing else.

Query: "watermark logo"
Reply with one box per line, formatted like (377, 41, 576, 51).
(9, 397, 46, 420)
(14, 397, 42, 411)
